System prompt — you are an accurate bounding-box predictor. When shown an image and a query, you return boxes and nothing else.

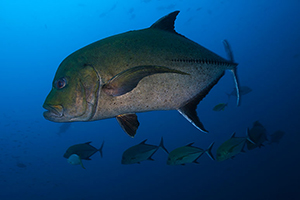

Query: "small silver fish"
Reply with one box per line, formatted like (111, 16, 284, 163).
(213, 103, 228, 111)
(121, 137, 168, 164)
(64, 141, 104, 160)
(216, 132, 253, 162)
(167, 142, 214, 165)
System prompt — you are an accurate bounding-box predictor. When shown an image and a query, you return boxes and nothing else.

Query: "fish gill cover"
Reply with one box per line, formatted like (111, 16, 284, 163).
(0, 0, 299, 200)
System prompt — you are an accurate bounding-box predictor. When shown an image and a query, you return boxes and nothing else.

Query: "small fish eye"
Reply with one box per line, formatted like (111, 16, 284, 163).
(54, 78, 67, 89)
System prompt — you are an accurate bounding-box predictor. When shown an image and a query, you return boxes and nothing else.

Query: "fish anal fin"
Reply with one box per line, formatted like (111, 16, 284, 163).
(102, 65, 188, 96)
(193, 160, 199, 164)
(178, 73, 224, 133)
(116, 114, 140, 138)
(147, 157, 154, 161)
(231, 132, 236, 138)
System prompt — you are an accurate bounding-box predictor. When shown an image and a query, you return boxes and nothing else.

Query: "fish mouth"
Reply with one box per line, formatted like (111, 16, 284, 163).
(43, 104, 64, 121)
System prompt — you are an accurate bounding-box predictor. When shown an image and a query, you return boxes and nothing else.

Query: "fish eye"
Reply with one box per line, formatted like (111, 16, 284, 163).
(54, 78, 67, 89)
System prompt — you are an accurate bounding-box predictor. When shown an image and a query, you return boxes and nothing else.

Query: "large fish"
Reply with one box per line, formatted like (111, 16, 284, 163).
(167, 142, 214, 165)
(43, 11, 240, 137)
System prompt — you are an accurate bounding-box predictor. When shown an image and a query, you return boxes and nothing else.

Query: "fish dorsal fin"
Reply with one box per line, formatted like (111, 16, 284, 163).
(150, 11, 180, 33)
(85, 142, 92, 145)
(116, 114, 140, 138)
(187, 142, 195, 147)
(230, 132, 236, 138)
(140, 139, 148, 144)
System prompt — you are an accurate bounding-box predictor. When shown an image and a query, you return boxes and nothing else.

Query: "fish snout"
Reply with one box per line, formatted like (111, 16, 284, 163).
(43, 104, 64, 120)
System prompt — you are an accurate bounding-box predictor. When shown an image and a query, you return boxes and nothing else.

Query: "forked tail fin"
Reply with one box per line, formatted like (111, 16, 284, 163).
(158, 137, 169, 154)
(205, 142, 215, 161)
(223, 40, 240, 106)
(98, 141, 105, 158)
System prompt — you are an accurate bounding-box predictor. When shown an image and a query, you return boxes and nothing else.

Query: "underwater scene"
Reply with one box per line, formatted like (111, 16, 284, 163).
(1, 0, 299, 199)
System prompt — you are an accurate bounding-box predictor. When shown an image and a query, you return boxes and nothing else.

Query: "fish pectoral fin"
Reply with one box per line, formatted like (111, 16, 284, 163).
(116, 114, 140, 138)
(102, 65, 189, 96)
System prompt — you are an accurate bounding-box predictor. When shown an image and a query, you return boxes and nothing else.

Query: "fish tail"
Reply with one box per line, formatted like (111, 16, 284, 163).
(246, 128, 256, 145)
(205, 142, 215, 161)
(158, 137, 169, 154)
(98, 141, 105, 158)
(223, 40, 240, 106)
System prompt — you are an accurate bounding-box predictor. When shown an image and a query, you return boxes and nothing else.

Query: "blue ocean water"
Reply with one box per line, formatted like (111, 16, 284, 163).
(1, 0, 299, 199)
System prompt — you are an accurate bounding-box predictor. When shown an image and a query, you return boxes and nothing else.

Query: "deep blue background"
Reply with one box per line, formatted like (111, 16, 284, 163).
(1, 0, 299, 199)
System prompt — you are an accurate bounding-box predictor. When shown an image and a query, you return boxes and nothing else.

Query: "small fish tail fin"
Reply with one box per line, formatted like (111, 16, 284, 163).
(158, 137, 169, 154)
(98, 141, 105, 158)
(205, 142, 215, 161)
(246, 128, 256, 145)
(223, 40, 240, 106)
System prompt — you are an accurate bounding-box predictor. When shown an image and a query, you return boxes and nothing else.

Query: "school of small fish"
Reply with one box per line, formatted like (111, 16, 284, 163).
(63, 120, 285, 168)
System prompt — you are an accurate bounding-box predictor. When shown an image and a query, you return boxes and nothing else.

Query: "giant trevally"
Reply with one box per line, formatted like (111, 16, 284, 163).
(64, 141, 104, 160)
(216, 133, 253, 162)
(121, 137, 168, 164)
(43, 11, 240, 137)
(212, 103, 228, 111)
(246, 121, 268, 150)
(167, 142, 214, 165)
